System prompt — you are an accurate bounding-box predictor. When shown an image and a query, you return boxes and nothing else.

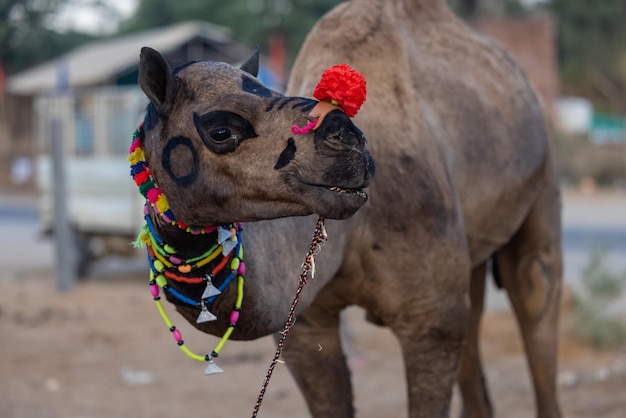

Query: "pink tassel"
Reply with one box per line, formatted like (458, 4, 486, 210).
(129, 138, 142, 153)
(290, 120, 316, 135)
(147, 188, 161, 204)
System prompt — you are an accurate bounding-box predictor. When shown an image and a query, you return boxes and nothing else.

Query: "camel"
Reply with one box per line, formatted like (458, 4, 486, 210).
(133, 0, 562, 417)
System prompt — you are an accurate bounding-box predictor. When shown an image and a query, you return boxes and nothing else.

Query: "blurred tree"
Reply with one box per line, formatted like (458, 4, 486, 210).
(544, 0, 626, 114)
(10, 0, 625, 115)
(0, 0, 96, 74)
(449, 0, 528, 19)
(449, 0, 626, 114)
(454, 0, 478, 19)
(121, 0, 342, 65)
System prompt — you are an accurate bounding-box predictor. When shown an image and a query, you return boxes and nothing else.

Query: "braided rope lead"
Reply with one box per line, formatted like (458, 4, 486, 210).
(251, 217, 328, 418)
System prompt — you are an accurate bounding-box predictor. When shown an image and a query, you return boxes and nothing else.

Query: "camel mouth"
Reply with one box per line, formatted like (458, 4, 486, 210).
(327, 186, 368, 200)
(298, 181, 370, 218)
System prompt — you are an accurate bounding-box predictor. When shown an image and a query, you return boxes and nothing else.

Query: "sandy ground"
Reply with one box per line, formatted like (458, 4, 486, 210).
(1, 191, 625, 418)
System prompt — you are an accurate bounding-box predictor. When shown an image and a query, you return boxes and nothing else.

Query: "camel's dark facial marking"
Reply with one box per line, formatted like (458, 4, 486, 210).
(264, 97, 316, 113)
(161, 136, 200, 188)
(194, 110, 258, 154)
(277, 97, 318, 112)
(277, 97, 298, 110)
(242, 75, 273, 98)
(274, 137, 297, 170)
(292, 99, 317, 112)
(265, 97, 282, 112)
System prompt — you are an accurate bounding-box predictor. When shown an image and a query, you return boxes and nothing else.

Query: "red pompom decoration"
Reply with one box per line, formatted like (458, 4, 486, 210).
(312, 64, 366, 117)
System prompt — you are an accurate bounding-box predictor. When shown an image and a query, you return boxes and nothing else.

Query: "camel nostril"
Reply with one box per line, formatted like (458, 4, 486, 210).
(324, 128, 362, 149)
(316, 110, 366, 149)
(327, 132, 341, 142)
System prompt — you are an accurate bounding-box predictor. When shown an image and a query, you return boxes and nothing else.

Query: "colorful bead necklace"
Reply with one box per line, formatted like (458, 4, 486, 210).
(129, 123, 245, 375)
(129, 126, 216, 234)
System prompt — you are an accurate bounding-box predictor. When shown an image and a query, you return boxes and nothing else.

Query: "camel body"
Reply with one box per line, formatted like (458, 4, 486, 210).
(136, 0, 562, 417)
(281, 1, 562, 417)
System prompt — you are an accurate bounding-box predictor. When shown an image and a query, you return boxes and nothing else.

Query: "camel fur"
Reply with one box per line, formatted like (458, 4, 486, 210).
(136, 0, 562, 416)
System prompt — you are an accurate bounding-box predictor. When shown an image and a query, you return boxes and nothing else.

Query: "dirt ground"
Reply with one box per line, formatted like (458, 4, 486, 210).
(1, 263, 625, 418)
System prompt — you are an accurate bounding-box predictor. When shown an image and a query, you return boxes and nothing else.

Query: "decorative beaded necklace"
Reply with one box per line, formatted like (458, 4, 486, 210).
(129, 124, 245, 375)
(129, 127, 215, 235)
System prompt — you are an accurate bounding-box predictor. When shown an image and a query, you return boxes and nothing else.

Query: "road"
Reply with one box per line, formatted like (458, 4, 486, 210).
(0, 191, 624, 311)
(0, 195, 54, 280)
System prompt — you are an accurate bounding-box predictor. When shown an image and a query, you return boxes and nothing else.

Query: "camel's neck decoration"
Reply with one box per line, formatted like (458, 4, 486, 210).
(130, 124, 245, 375)
(129, 52, 369, 376)
(129, 126, 227, 234)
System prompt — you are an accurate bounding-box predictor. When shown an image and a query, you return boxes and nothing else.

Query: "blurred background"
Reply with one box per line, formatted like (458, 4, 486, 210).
(0, 1, 625, 417)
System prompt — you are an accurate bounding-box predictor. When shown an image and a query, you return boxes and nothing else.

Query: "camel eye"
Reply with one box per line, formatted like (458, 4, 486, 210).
(210, 128, 232, 142)
(194, 111, 258, 154)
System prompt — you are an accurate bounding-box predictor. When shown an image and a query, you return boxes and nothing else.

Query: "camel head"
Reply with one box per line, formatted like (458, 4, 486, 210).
(137, 47, 375, 226)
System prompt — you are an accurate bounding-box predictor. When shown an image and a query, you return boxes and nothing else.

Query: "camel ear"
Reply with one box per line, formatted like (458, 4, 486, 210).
(240, 46, 260, 77)
(138, 47, 176, 117)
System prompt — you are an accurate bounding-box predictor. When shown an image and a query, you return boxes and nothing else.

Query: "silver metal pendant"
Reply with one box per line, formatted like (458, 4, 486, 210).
(217, 226, 232, 244)
(201, 275, 222, 299)
(196, 304, 217, 323)
(221, 238, 238, 256)
(204, 358, 224, 375)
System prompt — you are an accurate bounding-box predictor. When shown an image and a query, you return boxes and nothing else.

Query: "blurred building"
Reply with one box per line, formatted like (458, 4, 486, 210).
(2, 20, 256, 177)
(476, 13, 559, 115)
(1, 21, 260, 271)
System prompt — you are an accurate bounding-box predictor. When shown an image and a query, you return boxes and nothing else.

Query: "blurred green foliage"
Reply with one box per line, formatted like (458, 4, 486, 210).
(572, 248, 626, 350)
(0, 0, 98, 74)
(3, 0, 626, 116)
(546, 0, 626, 114)
(120, 0, 343, 67)
(449, 0, 528, 18)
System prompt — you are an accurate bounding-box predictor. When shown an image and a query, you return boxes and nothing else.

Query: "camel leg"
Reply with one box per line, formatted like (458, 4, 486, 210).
(458, 262, 493, 418)
(391, 293, 469, 418)
(280, 292, 354, 418)
(494, 183, 563, 418)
